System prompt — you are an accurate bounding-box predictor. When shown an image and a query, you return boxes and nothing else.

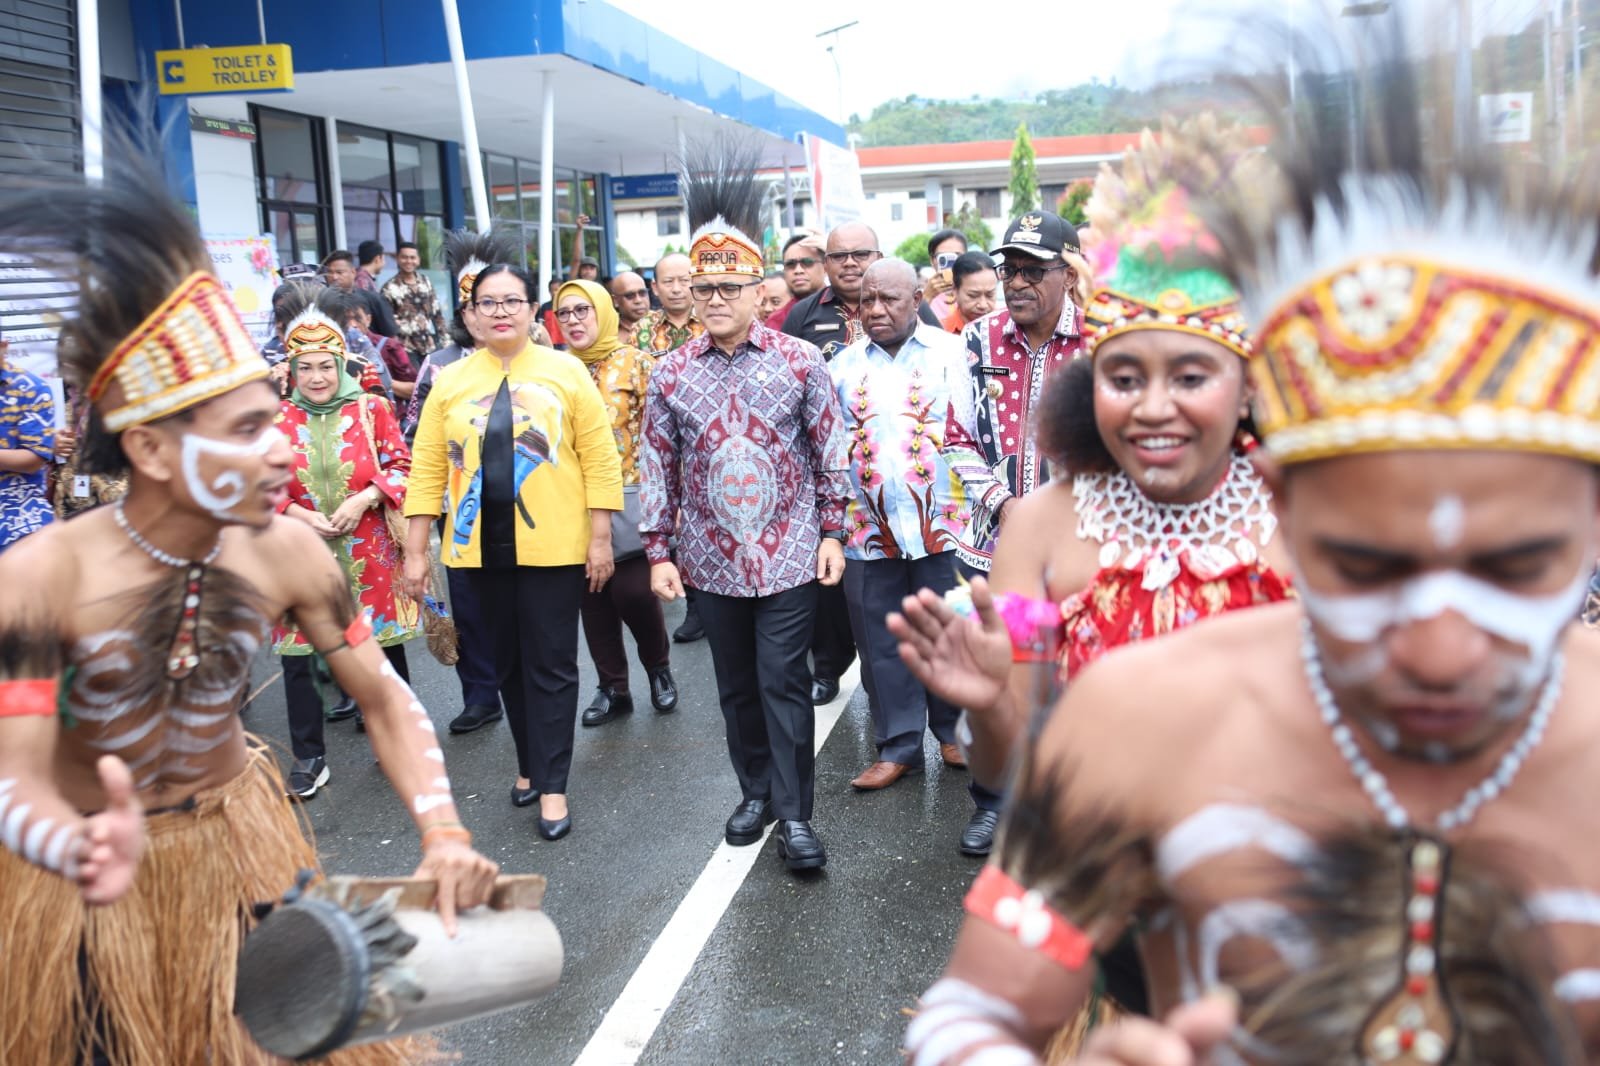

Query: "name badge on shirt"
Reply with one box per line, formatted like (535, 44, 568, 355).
(809, 322, 842, 332)
(72, 475, 91, 498)
(978, 365, 1011, 377)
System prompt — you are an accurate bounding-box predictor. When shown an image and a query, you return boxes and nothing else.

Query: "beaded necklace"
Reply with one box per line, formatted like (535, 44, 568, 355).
(113, 501, 221, 679)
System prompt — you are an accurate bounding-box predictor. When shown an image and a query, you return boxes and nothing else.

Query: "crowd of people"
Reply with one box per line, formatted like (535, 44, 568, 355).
(11, 10, 1600, 1062)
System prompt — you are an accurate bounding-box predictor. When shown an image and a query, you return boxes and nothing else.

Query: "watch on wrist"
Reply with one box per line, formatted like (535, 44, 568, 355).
(821, 530, 846, 542)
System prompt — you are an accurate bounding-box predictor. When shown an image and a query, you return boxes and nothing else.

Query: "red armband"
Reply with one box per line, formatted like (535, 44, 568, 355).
(0, 678, 59, 718)
(964, 864, 1093, 971)
(343, 612, 374, 650)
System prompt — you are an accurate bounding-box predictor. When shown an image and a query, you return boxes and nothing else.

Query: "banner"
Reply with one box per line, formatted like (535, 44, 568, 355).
(803, 133, 867, 232)
(204, 235, 282, 346)
(0, 255, 74, 380)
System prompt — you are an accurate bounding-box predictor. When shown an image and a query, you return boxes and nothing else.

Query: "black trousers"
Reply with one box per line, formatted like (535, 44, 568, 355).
(843, 552, 964, 764)
(282, 643, 409, 762)
(446, 561, 500, 708)
(471, 564, 585, 793)
(580, 553, 670, 693)
(810, 580, 857, 681)
(696, 582, 819, 822)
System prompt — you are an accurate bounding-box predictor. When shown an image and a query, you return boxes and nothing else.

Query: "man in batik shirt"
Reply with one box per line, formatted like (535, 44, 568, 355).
(957, 210, 1086, 574)
(640, 153, 850, 874)
(634, 253, 704, 355)
(0, 333, 56, 552)
(381, 241, 448, 367)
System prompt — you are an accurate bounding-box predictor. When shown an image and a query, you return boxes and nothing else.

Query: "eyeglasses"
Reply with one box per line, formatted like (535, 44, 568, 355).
(783, 256, 820, 270)
(824, 249, 881, 265)
(689, 280, 762, 302)
(554, 304, 595, 323)
(475, 296, 529, 316)
(615, 289, 648, 300)
(996, 262, 1068, 285)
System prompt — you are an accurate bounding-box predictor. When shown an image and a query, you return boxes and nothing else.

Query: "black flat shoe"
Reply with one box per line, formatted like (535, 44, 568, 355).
(959, 809, 1000, 857)
(449, 703, 503, 734)
(324, 694, 359, 723)
(537, 814, 572, 840)
(581, 687, 633, 727)
(649, 668, 678, 714)
(724, 798, 775, 845)
(672, 611, 705, 643)
(511, 784, 539, 808)
(775, 820, 827, 871)
(809, 676, 840, 706)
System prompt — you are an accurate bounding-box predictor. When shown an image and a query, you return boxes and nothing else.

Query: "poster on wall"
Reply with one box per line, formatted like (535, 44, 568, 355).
(803, 133, 867, 232)
(205, 235, 281, 346)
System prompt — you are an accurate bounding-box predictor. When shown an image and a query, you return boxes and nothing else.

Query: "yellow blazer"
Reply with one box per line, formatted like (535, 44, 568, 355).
(406, 343, 623, 567)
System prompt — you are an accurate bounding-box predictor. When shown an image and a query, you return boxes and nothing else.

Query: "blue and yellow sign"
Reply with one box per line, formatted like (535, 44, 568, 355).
(156, 44, 295, 95)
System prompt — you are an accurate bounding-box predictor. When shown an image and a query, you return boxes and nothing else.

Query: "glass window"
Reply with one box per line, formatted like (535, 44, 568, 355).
(890, 203, 903, 222)
(657, 209, 680, 237)
(975, 188, 1002, 217)
(488, 154, 519, 221)
(393, 135, 442, 216)
(338, 125, 393, 219)
(258, 110, 320, 204)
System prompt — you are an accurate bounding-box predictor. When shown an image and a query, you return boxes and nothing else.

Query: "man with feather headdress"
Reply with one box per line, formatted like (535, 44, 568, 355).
(0, 155, 497, 1064)
(639, 138, 851, 873)
(906, 14, 1600, 1066)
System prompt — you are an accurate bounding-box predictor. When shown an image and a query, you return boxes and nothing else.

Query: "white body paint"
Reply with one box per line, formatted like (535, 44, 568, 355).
(378, 660, 456, 818)
(1297, 565, 1589, 669)
(179, 426, 280, 520)
(1427, 495, 1465, 550)
(0, 777, 80, 877)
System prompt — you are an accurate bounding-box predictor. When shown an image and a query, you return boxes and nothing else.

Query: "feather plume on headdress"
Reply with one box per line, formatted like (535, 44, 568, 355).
(678, 136, 769, 278)
(443, 228, 521, 306)
(1196, 6, 1600, 465)
(0, 128, 265, 473)
(276, 283, 348, 362)
(1081, 114, 1272, 360)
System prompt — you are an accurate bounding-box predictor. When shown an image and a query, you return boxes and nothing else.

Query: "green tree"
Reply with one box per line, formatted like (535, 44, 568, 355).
(893, 231, 933, 266)
(944, 203, 994, 252)
(1057, 180, 1092, 226)
(1008, 122, 1039, 215)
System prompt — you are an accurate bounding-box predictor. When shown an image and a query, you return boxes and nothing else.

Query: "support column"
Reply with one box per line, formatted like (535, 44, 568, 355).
(443, 0, 490, 229)
(325, 117, 347, 251)
(78, 0, 103, 182)
(538, 72, 555, 296)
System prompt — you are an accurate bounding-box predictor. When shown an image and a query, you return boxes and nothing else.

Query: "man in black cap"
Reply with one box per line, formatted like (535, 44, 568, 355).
(944, 209, 1087, 858)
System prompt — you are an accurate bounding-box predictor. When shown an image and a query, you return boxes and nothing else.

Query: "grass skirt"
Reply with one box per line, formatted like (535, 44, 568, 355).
(0, 743, 434, 1065)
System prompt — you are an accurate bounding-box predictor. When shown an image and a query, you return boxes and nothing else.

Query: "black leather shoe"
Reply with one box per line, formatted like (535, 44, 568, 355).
(649, 669, 678, 713)
(324, 694, 358, 723)
(810, 676, 840, 705)
(511, 784, 539, 808)
(672, 609, 705, 643)
(775, 820, 827, 871)
(959, 809, 1000, 857)
(537, 814, 572, 841)
(581, 688, 633, 727)
(448, 703, 502, 734)
(724, 799, 776, 845)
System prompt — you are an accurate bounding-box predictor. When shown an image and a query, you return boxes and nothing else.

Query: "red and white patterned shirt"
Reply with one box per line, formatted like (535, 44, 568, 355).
(639, 321, 851, 597)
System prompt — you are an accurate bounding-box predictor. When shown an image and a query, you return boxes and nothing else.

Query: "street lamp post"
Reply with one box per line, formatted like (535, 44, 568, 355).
(815, 20, 859, 130)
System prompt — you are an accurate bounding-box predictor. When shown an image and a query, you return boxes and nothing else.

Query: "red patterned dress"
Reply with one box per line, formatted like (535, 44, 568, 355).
(996, 451, 1292, 677)
(271, 393, 419, 652)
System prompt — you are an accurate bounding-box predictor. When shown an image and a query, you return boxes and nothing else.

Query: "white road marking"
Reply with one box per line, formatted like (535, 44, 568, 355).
(572, 662, 862, 1066)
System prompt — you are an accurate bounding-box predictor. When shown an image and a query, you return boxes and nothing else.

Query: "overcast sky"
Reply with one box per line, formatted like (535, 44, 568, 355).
(608, 0, 1554, 125)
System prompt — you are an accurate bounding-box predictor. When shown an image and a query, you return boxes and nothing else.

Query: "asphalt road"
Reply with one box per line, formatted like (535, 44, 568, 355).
(243, 594, 981, 1065)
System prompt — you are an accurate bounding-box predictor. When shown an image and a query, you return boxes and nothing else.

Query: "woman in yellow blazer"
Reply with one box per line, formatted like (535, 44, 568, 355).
(404, 264, 623, 841)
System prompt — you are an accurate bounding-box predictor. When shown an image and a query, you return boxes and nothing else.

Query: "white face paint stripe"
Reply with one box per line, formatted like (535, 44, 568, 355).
(179, 426, 279, 519)
(1297, 566, 1590, 664)
(1555, 970, 1600, 1003)
(1428, 496, 1465, 551)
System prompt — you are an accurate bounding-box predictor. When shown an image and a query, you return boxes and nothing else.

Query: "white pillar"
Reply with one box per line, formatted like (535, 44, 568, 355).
(538, 72, 556, 295)
(326, 117, 347, 250)
(78, 0, 103, 183)
(442, 0, 491, 230)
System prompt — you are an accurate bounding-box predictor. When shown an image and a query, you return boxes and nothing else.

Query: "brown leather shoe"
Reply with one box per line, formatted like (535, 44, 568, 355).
(851, 760, 917, 790)
(940, 743, 967, 769)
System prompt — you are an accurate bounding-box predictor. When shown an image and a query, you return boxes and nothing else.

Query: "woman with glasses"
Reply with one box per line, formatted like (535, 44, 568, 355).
(555, 278, 678, 727)
(404, 264, 624, 842)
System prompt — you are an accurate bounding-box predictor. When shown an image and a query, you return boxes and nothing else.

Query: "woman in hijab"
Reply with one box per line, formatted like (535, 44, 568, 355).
(557, 279, 677, 728)
(272, 285, 419, 801)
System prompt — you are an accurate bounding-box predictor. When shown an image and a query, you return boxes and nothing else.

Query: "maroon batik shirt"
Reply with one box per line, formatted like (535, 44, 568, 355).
(639, 320, 851, 598)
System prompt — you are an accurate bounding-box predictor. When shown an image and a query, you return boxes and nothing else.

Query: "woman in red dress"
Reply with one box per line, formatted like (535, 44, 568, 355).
(271, 286, 419, 799)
